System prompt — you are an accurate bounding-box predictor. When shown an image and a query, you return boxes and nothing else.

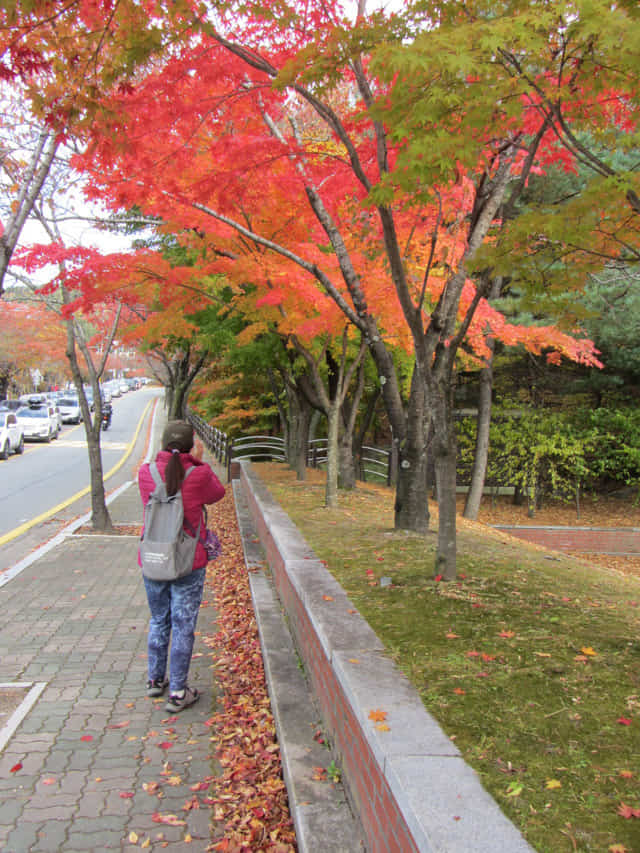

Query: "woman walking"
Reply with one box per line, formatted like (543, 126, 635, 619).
(138, 420, 225, 712)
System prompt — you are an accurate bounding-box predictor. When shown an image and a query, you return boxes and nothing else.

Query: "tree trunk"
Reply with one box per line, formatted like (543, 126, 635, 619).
(464, 275, 503, 519)
(325, 401, 340, 508)
(338, 428, 357, 489)
(158, 346, 207, 422)
(87, 432, 114, 531)
(362, 332, 431, 531)
(284, 379, 313, 480)
(394, 365, 429, 532)
(290, 397, 312, 480)
(309, 409, 322, 442)
(353, 386, 381, 461)
(64, 321, 114, 533)
(0, 130, 58, 298)
(430, 378, 457, 581)
(170, 382, 189, 419)
(338, 355, 366, 490)
(463, 362, 493, 519)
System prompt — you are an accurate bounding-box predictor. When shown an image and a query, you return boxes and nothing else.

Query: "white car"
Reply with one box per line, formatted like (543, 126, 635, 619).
(16, 405, 59, 442)
(0, 411, 25, 458)
(58, 396, 82, 424)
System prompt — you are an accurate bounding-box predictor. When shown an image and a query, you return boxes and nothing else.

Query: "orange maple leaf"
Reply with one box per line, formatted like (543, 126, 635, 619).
(368, 709, 387, 723)
(499, 630, 515, 639)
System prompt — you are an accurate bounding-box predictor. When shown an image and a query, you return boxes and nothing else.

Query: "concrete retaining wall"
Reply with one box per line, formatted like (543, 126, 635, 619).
(239, 462, 536, 853)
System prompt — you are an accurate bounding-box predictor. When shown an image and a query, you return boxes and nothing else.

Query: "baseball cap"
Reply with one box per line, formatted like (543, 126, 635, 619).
(161, 420, 194, 452)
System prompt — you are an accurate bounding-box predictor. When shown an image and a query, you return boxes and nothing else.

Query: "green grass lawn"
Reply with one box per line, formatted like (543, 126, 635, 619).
(256, 463, 640, 853)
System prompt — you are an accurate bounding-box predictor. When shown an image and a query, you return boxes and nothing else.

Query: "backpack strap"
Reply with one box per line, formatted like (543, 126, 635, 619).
(149, 461, 163, 490)
(179, 465, 202, 539)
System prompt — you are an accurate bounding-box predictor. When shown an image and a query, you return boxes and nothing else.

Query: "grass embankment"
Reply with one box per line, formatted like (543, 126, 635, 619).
(256, 463, 640, 853)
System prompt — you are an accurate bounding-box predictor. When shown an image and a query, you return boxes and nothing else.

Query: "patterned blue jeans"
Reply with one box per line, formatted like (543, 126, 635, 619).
(143, 568, 206, 693)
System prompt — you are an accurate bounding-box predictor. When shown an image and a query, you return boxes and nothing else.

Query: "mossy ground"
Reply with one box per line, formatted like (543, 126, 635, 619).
(256, 463, 640, 853)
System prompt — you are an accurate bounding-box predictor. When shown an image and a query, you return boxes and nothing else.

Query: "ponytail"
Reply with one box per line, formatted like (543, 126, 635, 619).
(164, 447, 185, 497)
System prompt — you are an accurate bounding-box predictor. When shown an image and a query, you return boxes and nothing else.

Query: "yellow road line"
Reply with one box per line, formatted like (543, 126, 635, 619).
(0, 400, 153, 547)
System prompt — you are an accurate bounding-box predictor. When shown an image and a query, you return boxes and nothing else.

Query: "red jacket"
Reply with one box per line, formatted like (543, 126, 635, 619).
(138, 450, 226, 571)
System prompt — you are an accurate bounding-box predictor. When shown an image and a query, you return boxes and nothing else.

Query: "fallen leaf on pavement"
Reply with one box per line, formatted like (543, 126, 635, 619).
(368, 709, 387, 723)
(152, 812, 186, 826)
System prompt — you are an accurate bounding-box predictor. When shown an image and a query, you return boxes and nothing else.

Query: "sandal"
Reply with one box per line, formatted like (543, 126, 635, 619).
(165, 686, 200, 713)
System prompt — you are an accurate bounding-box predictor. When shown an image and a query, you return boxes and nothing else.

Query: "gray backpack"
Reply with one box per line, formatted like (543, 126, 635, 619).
(140, 462, 201, 581)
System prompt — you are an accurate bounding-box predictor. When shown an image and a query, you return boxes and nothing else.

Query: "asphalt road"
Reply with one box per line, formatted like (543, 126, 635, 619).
(0, 386, 161, 541)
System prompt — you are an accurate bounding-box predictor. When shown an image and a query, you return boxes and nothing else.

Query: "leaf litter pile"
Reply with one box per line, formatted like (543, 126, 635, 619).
(257, 463, 640, 853)
(204, 491, 296, 852)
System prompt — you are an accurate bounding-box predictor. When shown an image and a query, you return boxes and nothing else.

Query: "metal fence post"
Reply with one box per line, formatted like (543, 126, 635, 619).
(226, 438, 233, 482)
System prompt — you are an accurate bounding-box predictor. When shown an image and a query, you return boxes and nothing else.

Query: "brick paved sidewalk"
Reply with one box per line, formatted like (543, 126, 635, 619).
(0, 485, 222, 852)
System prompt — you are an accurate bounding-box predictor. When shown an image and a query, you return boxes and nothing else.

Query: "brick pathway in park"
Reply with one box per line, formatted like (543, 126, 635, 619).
(0, 485, 221, 852)
(492, 524, 640, 555)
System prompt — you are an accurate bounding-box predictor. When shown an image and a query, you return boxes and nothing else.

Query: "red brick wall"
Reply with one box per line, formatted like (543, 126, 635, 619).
(242, 477, 421, 853)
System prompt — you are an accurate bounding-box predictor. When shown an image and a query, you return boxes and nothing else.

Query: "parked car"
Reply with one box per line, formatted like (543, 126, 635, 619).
(58, 396, 82, 424)
(0, 399, 22, 411)
(0, 411, 25, 458)
(19, 393, 48, 406)
(16, 405, 59, 442)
